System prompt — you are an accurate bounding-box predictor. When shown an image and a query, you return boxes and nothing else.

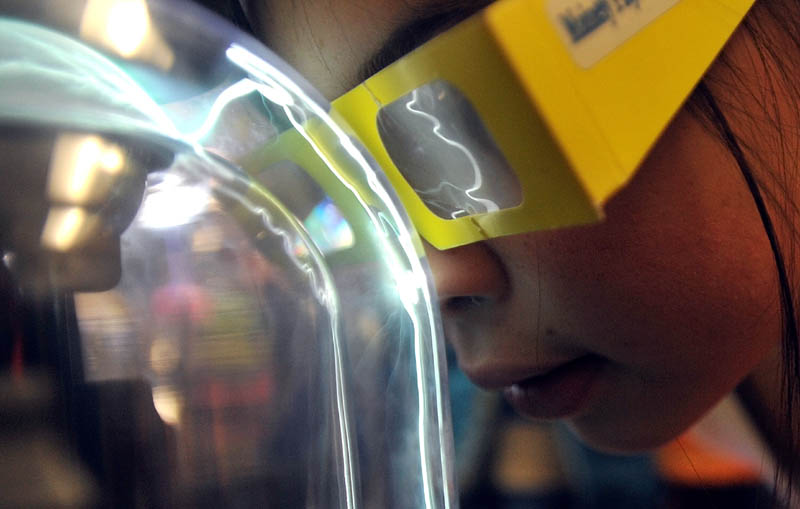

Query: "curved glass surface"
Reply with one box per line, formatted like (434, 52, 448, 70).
(0, 1, 456, 507)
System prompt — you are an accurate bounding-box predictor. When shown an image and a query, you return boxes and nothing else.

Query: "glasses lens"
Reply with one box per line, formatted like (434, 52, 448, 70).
(377, 80, 522, 219)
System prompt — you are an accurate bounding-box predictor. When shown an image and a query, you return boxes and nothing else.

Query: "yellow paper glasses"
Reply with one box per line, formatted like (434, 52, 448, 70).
(332, 0, 756, 249)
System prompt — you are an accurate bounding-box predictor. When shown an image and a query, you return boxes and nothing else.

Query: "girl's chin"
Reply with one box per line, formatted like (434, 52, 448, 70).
(563, 400, 700, 454)
(565, 422, 679, 454)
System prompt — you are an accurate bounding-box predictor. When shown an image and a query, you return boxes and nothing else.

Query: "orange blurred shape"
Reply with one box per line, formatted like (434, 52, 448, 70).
(656, 430, 763, 486)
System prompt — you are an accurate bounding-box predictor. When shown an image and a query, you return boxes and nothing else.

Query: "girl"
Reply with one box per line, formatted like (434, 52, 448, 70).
(237, 0, 800, 499)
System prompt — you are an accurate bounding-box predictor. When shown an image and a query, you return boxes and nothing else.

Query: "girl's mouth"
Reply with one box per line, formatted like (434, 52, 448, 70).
(502, 354, 606, 419)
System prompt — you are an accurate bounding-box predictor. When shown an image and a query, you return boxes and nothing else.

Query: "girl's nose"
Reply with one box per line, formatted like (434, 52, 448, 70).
(423, 240, 508, 310)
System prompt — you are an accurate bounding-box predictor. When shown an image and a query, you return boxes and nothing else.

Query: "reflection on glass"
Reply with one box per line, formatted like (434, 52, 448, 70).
(136, 172, 211, 229)
(256, 161, 356, 257)
(303, 197, 355, 255)
(1, 3, 455, 506)
(80, 0, 174, 69)
(378, 80, 522, 219)
(40, 206, 99, 251)
(152, 385, 182, 424)
(70, 151, 359, 507)
(47, 133, 127, 204)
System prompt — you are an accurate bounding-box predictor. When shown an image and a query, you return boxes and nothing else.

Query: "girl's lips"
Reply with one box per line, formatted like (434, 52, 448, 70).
(502, 355, 606, 419)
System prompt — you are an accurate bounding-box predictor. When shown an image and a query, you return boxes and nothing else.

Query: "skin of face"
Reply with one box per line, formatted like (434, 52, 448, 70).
(249, 0, 793, 451)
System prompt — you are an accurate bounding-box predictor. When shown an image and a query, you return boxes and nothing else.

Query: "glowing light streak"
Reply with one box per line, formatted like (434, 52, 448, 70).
(281, 84, 444, 509)
(184, 77, 294, 142)
(227, 43, 454, 508)
(0, 19, 178, 138)
(224, 46, 294, 106)
(215, 174, 356, 508)
(339, 96, 455, 509)
(337, 85, 454, 509)
(405, 89, 500, 217)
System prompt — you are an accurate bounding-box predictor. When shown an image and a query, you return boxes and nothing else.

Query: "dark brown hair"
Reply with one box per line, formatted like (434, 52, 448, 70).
(689, 0, 800, 503)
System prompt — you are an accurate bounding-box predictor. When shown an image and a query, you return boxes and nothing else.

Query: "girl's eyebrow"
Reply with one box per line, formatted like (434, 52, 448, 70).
(356, 1, 493, 84)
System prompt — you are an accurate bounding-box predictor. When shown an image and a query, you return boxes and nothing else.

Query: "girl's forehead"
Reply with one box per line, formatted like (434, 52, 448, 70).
(258, 0, 490, 97)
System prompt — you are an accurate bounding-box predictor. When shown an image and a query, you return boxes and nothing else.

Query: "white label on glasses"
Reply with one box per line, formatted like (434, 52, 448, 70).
(548, 0, 680, 68)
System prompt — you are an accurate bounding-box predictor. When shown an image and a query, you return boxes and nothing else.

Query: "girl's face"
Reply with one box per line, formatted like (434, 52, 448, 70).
(251, 0, 784, 451)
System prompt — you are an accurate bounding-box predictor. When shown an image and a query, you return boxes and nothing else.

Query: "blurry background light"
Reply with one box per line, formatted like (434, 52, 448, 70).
(105, 0, 149, 57)
(152, 385, 183, 426)
(395, 269, 421, 306)
(302, 197, 355, 254)
(48, 133, 127, 205)
(40, 206, 99, 251)
(149, 336, 180, 376)
(80, 0, 174, 70)
(136, 173, 210, 229)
